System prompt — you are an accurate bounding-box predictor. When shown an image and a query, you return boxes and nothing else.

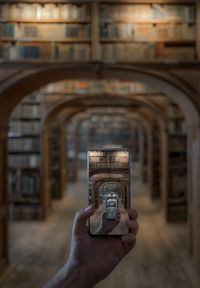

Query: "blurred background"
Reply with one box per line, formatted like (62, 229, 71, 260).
(0, 1, 200, 288)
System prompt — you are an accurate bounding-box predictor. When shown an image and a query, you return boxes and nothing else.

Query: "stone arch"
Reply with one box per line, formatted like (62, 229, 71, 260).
(42, 93, 167, 217)
(0, 64, 199, 124)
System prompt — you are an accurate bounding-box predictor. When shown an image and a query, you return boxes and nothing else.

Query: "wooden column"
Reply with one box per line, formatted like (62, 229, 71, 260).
(60, 122, 67, 198)
(72, 121, 79, 182)
(187, 124, 200, 269)
(143, 130, 148, 183)
(160, 129, 168, 220)
(130, 122, 136, 162)
(147, 129, 153, 198)
(0, 126, 8, 267)
(151, 125, 161, 199)
(41, 126, 52, 219)
(139, 126, 145, 183)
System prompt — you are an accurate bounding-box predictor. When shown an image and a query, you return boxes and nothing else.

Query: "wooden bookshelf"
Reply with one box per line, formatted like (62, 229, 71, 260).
(18, 38, 91, 43)
(8, 91, 42, 221)
(0, 19, 90, 23)
(9, 167, 40, 170)
(100, 38, 195, 43)
(167, 101, 187, 221)
(100, 19, 184, 24)
(0, 1, 198, 62)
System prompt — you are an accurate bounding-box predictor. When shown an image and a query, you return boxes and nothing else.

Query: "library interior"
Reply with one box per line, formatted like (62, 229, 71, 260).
(0, 0, 200, 287)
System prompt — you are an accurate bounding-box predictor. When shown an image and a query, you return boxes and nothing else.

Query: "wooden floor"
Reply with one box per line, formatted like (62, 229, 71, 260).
(1, 170, 199, 288)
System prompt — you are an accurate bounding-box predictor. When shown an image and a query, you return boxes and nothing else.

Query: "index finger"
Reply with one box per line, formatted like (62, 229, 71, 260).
(128, 208, 138, 220)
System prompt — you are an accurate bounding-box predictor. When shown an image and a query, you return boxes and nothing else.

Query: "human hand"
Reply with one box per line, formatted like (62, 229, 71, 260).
(95, 211, 120, 235)
(67, 205, 138, 287)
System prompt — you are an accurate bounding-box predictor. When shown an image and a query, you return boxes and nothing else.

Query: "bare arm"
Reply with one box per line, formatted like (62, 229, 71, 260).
(43, 205, 138, 288)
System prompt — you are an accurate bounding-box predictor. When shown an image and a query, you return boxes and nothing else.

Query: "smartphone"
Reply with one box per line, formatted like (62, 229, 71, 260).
(87, 148, 131, 237)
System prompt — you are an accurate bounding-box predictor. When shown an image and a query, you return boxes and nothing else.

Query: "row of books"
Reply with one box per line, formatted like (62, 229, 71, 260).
(0, 42, 195, 63)
(158, 46, 195, 62)
(101, 43, 155, 63)
(8, 170, 40, 196)
(8, 138, 40, 152)
(22, 92, 40, 103)
(89, 156, 128, 163)
(89, 151, 128, 157)
(9, 204, 41, 221)
(168, 120, 187, 134)
(0, 3, 90, 20)
(101, 43, 195, 63)
(44, 80, 153, 94)
(100, 4, 195, 23)
(100, 23, 195, 41)
(168, 104, 184, 119)
(10, 104, 40, 119)
(9, 120, 41, 135)
(8, 154, 41, 168)
(168, 137, 186, 153)
(0, 42, 90, 61)
(89, 162, 129, 169)
(0, 23, 91, 39)
(169, 152, 186, 164)
(169, 174, 187, 195)
(54, 43, 90, 62)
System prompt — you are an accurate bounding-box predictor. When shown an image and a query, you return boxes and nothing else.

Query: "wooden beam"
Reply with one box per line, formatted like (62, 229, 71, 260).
(0, 126, 9, 266)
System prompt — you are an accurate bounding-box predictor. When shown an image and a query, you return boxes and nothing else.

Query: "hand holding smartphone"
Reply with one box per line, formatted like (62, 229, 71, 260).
(87, 148, 131, 237)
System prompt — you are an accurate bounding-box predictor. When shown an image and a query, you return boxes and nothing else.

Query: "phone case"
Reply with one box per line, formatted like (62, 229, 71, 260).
(88, 148, 131, 237)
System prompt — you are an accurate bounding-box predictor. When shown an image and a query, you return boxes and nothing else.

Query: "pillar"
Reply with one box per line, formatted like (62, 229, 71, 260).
(151, 125, 161, 199)
(139, 126, 145, 183)
(143, 130, 148, 183)
(0, 126, 8, 266)
(72, 121, 79, 182)
(187, 124, 200, 269)
(147, 129, 153, 198)
(130, 122, 136, 162)
(60, 122, 67, 198)
(160, 129, 168, 220)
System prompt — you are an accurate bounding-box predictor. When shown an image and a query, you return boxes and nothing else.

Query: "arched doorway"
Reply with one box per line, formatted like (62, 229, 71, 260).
(42, 93, 167, 218)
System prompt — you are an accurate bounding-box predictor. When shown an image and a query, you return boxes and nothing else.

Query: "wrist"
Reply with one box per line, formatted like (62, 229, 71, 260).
(62, 260, 92, 288)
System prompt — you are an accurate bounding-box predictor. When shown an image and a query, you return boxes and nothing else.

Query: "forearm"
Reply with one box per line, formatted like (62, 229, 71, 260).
(43, 261, 91, 288)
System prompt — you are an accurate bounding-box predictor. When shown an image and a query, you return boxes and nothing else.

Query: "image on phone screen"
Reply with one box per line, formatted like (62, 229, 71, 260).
(88, 148, 130, 237)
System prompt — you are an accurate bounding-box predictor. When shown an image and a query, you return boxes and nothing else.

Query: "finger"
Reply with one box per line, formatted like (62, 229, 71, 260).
(128, 208, 138, 220)
(121, 234, 136, 249)
(125, 220, 139, 235)
(121, 234, 136, 254)
(73, 204, 95, 236)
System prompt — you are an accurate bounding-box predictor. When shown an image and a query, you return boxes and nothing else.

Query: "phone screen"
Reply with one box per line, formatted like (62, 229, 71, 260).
(88, 148, 130, 237)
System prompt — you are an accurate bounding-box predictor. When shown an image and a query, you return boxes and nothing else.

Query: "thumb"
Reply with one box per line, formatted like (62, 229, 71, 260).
(72, 204, 95, 236)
